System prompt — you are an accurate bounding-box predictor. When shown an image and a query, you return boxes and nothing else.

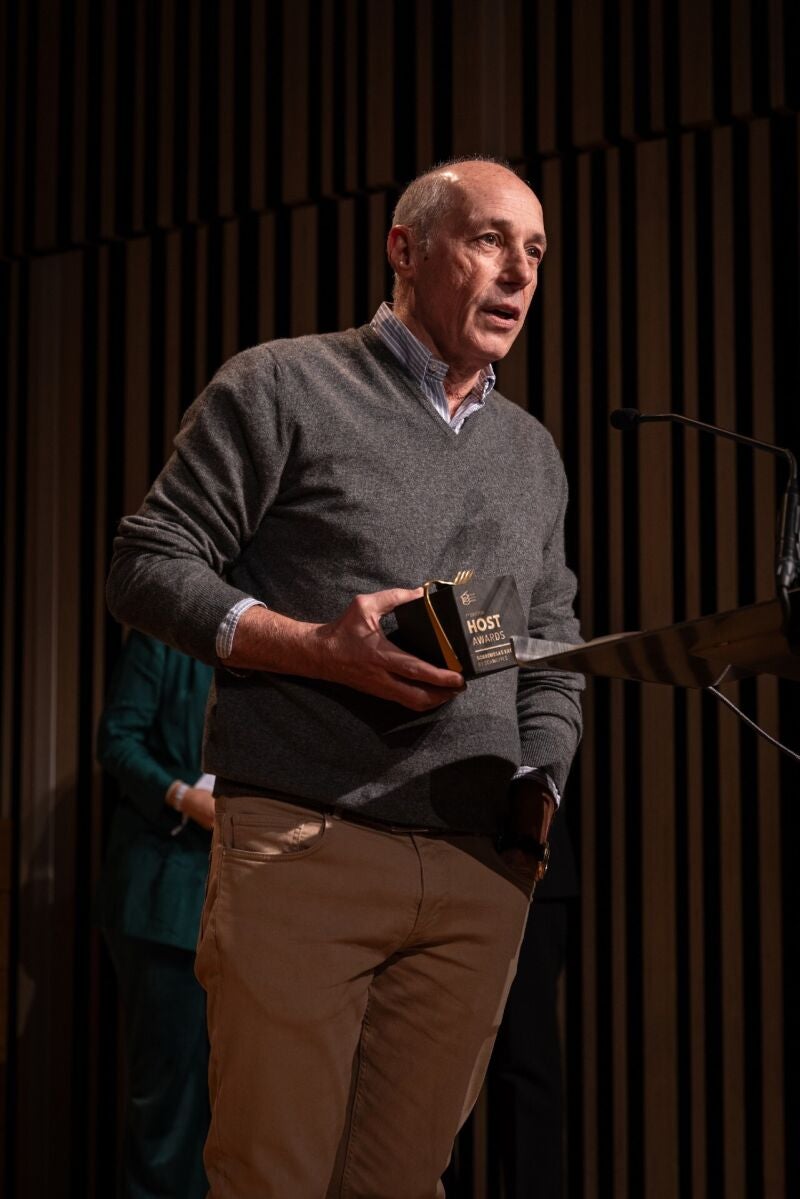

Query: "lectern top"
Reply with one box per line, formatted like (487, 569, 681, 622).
(513, 590, 800, 688)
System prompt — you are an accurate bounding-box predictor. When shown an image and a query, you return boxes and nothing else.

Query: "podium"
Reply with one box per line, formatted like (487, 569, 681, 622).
(512, 589, 800, 687)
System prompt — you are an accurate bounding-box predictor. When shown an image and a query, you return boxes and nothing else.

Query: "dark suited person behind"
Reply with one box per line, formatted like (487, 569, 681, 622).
(488, 809, 579, 1199)
(96, 629, 214, 1199)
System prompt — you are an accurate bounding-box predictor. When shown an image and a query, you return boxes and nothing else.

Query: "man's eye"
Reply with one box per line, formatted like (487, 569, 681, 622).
(479, 233, 499, 245)
(527, 246, 543, 261)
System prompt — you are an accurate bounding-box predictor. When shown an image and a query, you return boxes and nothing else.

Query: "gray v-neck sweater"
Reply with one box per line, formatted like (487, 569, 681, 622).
(108, 326, 583, 832)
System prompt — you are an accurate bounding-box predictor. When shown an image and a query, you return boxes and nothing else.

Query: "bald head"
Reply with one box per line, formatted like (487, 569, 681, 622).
(389, 158, 541, 291)
(386, 156, 546, 381)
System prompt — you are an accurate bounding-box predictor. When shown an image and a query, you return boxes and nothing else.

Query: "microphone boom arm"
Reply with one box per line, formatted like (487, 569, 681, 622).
(610, 407, 800, 594)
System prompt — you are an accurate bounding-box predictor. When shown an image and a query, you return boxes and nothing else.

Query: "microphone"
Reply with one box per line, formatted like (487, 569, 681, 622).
(609, 407, 800, 592)
(609, 407, 641, 431)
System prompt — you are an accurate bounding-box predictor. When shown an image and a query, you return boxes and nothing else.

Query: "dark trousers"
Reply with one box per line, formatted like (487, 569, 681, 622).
(105, 930, 210, 1199)
(487, 900, 568, 1199)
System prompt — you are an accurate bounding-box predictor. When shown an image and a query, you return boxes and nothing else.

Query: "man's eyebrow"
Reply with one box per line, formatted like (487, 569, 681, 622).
(474, 216, 547, 250)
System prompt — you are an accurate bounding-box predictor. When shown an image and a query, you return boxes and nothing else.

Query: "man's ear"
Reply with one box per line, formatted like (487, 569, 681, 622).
(386, 226, 416, 282)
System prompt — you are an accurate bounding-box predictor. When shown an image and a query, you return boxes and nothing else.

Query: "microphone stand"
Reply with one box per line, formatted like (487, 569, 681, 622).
(609, 407, 800, 763)
(610, 407, 800, 607)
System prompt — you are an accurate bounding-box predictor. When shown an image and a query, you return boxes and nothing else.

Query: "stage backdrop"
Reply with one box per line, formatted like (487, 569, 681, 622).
(1, 1, 798, 1196)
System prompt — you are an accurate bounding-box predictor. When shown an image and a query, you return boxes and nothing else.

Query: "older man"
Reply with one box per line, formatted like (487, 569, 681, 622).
(107, 157, 582, 1199)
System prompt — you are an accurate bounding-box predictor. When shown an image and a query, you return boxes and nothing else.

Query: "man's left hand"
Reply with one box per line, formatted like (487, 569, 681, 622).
(500, 778, 555, 881)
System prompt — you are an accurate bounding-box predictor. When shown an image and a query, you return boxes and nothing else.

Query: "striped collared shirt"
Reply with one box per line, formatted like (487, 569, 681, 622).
(371, 302, 495, 433)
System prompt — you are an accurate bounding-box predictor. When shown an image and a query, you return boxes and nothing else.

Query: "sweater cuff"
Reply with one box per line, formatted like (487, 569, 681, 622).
(511, 766, 561, 807)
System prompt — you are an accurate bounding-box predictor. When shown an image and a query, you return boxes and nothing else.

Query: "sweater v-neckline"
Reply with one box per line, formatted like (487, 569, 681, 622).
(358, 325, 489, 444)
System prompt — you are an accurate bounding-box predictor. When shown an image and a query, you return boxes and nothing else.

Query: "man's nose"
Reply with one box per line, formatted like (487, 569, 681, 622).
(500, 244, 535, 286)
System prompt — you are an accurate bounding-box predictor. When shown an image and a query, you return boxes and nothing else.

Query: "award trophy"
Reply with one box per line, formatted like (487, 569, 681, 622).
(392, 569, 528, 679)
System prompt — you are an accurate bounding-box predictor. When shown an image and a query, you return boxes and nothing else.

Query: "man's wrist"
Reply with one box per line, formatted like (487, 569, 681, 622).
(505, 777, 556, 845)
(224, 604, 325, 675)
(511, 766, 561, 807)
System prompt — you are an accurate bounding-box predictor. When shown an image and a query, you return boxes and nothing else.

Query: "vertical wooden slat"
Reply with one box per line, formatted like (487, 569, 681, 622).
(0, 816, 11, 1158)
(540, 160, 563, 450)
(282, 0, 309, 204)
(193, 225, 208, 393)
(337, 197, 356, 330)
(9, 0, 29, 254)
(365, 0, 394, 187)
(649, 0, 665, 133)
(451, 0, 508, 158)
(536, 0, 558, 156)
(221, 221, 239, 362)
(157, 0, 176, 228)
(576, 151, 598, 1199)
(341, 0, 359, 194)
(250, 0, 267, 212)
(679, 0, 714, 127)
(636, 138, 678, 1199)
(53, 253, 83, 970)
(71, 0, 89, 244)
(605, 148, 630, 1199)
(575, 167, 594, 652)
(257, 211, 276, 344)
(86, 245, 111, 1199)
(503, 0, 524, 164)
(572, 0, 605, 149)
(163, 232, 182, 459)
(711, 127, 746, 1199)
(319, 0, 335, 197)
(618, 0, 637, 141)
(679, 131, 709, 1199)
(185, 0, 200, 224)
(0, 3, 10, 250)
(34, 0, 60, 248)
(218, 0, 235, 218)
(129, 2, 146, 233)
(1, 266, 21, 814)
(496, 327, 528, 411)
(289, 207, 318, 336)
(99, 0, 117, 239)
(748, 118, 785, 1199)
(730, 0, 753, 117)
(17, 256, 78, 1192)
(367, 193, 388, 319)
(124, 241, 151, 514)
(415, 0, 434, 172)
(768, 0, 785, 112)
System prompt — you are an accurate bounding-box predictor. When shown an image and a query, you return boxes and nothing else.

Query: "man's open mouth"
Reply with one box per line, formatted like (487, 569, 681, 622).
(483, 305, 520, 323)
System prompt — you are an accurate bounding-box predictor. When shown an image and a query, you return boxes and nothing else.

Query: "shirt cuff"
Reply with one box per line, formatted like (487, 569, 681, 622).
(511, 766, 562, 808)
(216, 597, 267, 660)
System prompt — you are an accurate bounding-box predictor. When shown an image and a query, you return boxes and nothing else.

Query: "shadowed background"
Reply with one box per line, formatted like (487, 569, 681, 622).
(1, 1, 798, 1196)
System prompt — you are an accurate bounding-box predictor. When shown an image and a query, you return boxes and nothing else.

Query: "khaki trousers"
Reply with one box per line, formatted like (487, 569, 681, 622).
(196, 795, 532, 1199)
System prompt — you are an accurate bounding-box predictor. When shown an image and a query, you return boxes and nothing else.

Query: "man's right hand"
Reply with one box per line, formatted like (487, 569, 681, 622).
(227, 587, 465, 711)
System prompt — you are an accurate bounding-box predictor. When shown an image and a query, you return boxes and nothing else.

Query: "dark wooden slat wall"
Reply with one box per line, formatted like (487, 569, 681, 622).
(1, 2, 798, 1196)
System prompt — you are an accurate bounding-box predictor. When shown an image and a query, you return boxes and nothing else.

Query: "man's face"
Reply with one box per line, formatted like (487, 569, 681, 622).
(396, 164, 546, 376)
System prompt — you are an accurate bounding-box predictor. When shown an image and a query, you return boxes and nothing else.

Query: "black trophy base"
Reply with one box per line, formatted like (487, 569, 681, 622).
(392, 575, 527, 679)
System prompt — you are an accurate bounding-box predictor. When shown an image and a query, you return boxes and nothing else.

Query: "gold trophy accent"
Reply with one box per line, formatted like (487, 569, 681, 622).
(421, 570, 474, 673)
(393, 570, 526, 679)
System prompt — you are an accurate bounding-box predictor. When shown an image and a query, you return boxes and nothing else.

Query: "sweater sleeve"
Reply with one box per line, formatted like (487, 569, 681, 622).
(106, 351, 292, 663)
(516, 468, 584, 795)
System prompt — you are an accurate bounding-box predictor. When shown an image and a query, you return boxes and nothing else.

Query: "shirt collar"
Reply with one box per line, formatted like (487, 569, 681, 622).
(370, 302, 496, 403)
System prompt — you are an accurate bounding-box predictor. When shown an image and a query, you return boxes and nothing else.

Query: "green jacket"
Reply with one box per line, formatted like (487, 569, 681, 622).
(96, 630, 214, 951)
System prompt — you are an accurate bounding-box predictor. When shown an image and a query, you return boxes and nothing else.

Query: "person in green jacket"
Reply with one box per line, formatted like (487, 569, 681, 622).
(96, 629, 214, 1199)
